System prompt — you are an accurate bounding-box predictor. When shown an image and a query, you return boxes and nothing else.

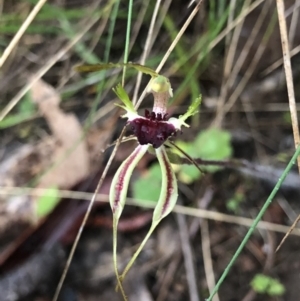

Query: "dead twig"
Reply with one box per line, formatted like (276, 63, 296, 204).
(195, 188, 219, 301)
(0, 1, 113, 122)
(0, 0, 48, 69)
(176, 199, 200, 301)
(275, 0, 300, 252)
(276, 0, 300, 171)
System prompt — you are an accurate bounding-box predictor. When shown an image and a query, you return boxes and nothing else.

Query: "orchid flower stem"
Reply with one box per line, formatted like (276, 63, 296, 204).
(113, 216, 127, 300)
(110, 144, 149, 299)
(118, 221, 159, 285)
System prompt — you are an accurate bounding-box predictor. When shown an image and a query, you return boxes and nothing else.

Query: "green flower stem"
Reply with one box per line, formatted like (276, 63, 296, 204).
(206, 145, 300, 301)
(118, 221, 158, 284)
(113, 216, 127, 301)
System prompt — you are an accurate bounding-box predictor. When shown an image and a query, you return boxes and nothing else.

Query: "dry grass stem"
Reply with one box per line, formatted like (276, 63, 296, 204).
(207, 0, 264, 53)
(52, 124, 126, 301)
(0, 187, 299, 236)
(132, 0, 162, 104)
(135, 0, 204, 109)
(214, 0, 272, 127)
(225, 0, 237, 46)
(288, 0, 300, 47)
(201, 220, 220, 301)
(128, 2, 149, 53)
(174, 205, 300, 236)
(0, 0, 48, 69)
(169, 0, 265, 78)
(276, 0, 300, 172)
(176, 207, 200, 301)
(214, 0, 251, 127)
(148, 0, 172, 51)
(219, 33, 268, 121)
(0, 2, 113, 122)
(276, 214, 300, 252)
(226, 0, 270, 89)
(262, 43, 300, 75)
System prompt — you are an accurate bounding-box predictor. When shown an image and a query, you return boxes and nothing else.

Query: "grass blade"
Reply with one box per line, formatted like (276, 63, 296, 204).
(206, 145, 300, 301)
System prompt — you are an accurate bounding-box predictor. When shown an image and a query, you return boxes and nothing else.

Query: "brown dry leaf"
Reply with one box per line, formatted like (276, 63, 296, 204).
(0, 80, 115, 231)
(30, 78, 89, 189)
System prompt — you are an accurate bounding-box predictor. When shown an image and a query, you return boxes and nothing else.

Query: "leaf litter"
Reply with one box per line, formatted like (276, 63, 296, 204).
(30, 77, 90, 189)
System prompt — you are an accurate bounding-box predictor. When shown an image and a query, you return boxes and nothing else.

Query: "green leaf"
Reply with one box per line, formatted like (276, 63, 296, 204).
(251, 274, 270, 293)
(251, 274, 285, 296)
(174, 128, 232, 183)
(267, 278, 285, 296)
(36, 186, 60, 218)
(283, 112, 292, 124)
(0, 112, 35, 129)
(195, 128, 232, 160)
(133, 163, 162, 203)
(19, 92, 36, 114)
(226, 192, 244, 213)
(76, 62, 158, 77)
(0, 93, 37, 129)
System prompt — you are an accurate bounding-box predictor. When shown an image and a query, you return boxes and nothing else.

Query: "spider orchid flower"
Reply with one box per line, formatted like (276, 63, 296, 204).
(110, 75, 201, 289)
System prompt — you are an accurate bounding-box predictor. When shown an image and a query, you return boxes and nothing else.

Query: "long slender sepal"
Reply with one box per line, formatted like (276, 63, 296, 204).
(118, 222, 158, 284)
(110, 144, 149, 219)
(153, 145, 178, 221)
(110, 144, 149, 297)
(113, 216, 127, 300)
(118, 145, 178, 283)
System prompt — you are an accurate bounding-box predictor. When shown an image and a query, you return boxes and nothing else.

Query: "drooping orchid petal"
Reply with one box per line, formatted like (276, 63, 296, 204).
(153, 145, 178, 221)
(118, 145, 178, 283)
(110, 143, 149, 300)
(110, 144, 149, 219)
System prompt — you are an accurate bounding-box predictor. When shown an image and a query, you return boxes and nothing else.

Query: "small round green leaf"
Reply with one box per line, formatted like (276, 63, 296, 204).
(36, 186, 60, 218)
(133, 164, 162, 203)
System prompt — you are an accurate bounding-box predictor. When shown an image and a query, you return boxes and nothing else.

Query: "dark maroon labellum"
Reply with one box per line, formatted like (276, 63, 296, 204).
(129, 110, 177, 148)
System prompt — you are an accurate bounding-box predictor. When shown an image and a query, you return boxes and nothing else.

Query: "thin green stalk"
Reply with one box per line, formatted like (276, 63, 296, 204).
(113, 216, 127, 301)
(39, 1, 102, 64)
(85, 0, 119, 128)
(163, 14, 200, 101)
(206, 145, 300, 301)
(122, 0, 133, 86)
(173, 6, 230, 99)
(104, 0, 120, 64)
(119, 222, 158, 283)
